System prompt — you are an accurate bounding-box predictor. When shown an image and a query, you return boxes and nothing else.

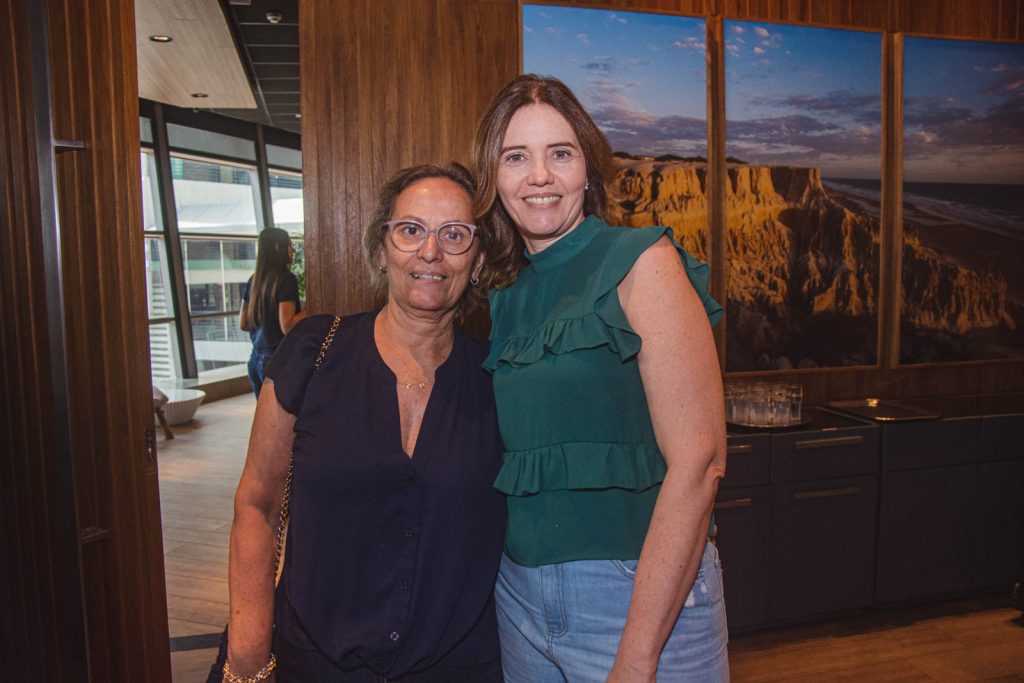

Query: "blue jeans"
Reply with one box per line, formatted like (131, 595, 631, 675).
(495, 541, 729, 682)
(247, 347, 274, 398)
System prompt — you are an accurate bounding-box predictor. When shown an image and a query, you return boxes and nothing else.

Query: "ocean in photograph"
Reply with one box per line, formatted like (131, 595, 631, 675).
(825, 177, 1024, 363)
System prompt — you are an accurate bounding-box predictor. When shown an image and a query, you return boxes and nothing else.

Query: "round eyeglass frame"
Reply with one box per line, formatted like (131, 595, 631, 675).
(384, 219, 478, 256)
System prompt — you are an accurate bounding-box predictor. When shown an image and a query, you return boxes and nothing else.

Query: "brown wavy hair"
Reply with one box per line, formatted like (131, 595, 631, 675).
(471, 74, 614, 289)
(362, 162, 489, 319)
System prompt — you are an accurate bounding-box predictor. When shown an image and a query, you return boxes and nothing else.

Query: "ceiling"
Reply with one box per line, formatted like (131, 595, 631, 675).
(136, 0, 301, 135)
(214, 0, 301, 134)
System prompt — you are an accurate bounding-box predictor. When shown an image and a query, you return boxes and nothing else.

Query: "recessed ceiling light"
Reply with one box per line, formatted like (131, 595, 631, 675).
(294, 113, 301, 118)
(149, 35, 173, 43)
(191, 93, 209, 99)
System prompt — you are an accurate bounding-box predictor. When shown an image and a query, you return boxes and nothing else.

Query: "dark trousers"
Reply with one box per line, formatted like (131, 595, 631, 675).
(274, 635, 503, 683)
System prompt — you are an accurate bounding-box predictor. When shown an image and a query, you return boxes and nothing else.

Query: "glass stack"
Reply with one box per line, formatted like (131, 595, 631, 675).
(725, 381, 803, 427)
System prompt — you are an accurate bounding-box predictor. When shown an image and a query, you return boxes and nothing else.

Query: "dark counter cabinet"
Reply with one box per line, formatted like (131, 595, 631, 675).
(717, 411, 879, 630)
(716, 435, 770, 630)
(870, 400, 1024, 604)
(767, 413, 879, 622)
(976, 412, 1024, 591)
(714, 398, 1023, 633)
(876, 463, 979, 602)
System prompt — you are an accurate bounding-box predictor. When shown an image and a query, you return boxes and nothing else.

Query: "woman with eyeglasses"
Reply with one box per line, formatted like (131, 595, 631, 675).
(224, 163, 506, 682)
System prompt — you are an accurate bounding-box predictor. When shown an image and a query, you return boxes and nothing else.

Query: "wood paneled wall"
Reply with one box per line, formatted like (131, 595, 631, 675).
(49, 0, 172, 677)
(1, 0, 171, 679)
(300, 0, 1022, 402)
(300, 0, 520, 317)
(0, 1, 86, 679)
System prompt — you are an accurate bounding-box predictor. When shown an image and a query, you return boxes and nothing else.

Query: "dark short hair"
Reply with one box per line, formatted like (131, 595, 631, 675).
(362, 162, 486, 317)
(471, 74, 614, 287)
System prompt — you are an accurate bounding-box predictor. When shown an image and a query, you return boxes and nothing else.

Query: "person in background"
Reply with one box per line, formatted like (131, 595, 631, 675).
(473, 74, 729, 682)
(240, 226, 304, 397)
(225, 163, 506, 682)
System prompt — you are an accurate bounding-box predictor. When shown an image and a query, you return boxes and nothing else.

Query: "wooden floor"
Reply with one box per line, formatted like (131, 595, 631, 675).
(157, 393, 1024, 682)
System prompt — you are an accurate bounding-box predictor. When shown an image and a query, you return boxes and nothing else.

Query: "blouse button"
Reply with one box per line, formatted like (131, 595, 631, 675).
(399, 581, 409, 590)
(405, 528, 416, 537)
(389, 631, 400, 642)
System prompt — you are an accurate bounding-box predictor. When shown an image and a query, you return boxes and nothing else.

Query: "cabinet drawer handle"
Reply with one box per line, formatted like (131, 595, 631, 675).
(793, 486, 861, 501)
(727, 444, 753, 455)
(794, 435, 863, 451)
(715, 498, 752, 510)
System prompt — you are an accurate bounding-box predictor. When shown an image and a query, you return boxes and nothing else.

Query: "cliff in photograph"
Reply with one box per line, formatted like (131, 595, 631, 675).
(607, 157, 1020, 369)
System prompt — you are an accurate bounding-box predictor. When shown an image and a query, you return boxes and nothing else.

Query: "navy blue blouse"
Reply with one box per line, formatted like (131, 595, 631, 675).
(265, 312, 506, 677)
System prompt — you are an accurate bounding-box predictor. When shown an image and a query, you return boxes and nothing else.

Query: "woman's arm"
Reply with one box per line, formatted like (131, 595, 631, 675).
(278, 301, 306, 335)
(227, 380, 296, 677)
(609, 236, 727, 682)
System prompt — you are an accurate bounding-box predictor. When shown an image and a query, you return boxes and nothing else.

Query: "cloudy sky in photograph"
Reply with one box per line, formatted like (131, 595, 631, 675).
(524, 6, 1023, 184)
(523, 5, 708, 158)
(724, 22, 882, 179)
(904, 37, 1024, 184)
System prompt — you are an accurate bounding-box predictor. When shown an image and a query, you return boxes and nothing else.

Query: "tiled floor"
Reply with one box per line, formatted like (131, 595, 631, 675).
(157, 393, 1024, 682)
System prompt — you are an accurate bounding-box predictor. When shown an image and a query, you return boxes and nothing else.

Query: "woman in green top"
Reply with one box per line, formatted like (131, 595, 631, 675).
(473, 74, 729, 681)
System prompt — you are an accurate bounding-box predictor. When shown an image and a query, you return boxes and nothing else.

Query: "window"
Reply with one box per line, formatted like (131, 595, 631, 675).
(139, 102, 301, 381)
(270, 170, 304, 234)
(172, 156, 263, 235)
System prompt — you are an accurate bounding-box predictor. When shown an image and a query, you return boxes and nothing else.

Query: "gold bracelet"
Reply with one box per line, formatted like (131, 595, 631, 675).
(224, 653, 277, 683)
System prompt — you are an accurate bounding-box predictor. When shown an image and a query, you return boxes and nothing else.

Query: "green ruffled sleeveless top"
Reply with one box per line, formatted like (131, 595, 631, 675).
(484, 216, 723, 567)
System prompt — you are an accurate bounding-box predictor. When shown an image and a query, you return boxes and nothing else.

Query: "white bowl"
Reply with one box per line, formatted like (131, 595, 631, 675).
(161, 388, 207, 425)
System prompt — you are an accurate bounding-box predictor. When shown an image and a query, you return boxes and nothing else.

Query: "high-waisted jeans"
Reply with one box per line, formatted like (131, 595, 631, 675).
(495, 541, 729, 682)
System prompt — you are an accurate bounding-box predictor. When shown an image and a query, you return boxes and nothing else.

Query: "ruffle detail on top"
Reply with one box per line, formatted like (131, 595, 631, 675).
(493, 441, 667, 496)
(483, 229, 722, 372)
(482, 309, 640, 371)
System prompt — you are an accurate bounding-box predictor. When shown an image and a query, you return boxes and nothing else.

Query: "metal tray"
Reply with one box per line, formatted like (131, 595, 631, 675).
(727, 414, 813, 430)
(827, 398, 940, 422)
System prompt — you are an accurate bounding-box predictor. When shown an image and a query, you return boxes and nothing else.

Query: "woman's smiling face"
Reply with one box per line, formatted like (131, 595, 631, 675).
(383, 177, 482, 318)
(496, 103, 588, 254)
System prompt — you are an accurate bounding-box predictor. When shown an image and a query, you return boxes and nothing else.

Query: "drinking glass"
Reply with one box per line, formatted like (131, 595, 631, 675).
(786, 383, 803, 423)
(750, 382, 770, 426)
(769, 383, 790, 425)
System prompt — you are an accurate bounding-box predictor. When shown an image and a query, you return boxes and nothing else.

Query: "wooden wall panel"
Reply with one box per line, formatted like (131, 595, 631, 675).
(46, 0, 172, 678)
(531, 0, 709, 15)
(0, 0, 171, 679)
(301, 0, 521, 317)
(0, 2, 86, 679)
(900, 0, 1022, 41)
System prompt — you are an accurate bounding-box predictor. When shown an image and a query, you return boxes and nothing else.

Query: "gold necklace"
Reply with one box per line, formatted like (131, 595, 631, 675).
(400, 379, 431, 390)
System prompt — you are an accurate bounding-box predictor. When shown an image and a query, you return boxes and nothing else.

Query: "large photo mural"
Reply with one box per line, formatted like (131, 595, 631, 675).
(723, 23, 882, 371)
(523, 6, 1023, 370)
(900, 37, 1024, 363)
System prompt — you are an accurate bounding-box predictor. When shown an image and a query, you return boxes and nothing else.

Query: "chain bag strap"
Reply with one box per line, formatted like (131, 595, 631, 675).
(273, 314, 341, 578)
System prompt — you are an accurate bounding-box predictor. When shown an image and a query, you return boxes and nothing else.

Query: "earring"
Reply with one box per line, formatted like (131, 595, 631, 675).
(471, 273, 481, 286)
(585, 180, 590, 191)
(378, 263, 387, 273)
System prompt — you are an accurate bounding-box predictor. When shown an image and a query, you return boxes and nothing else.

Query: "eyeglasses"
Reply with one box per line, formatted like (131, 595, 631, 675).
(384, 219, 478, 255)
